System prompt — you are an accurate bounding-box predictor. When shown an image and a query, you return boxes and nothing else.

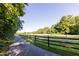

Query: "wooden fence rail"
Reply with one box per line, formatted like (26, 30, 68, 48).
(27, 35, 50, 47)
(20, 34, 79, 55)
(24, 34, 79, 47)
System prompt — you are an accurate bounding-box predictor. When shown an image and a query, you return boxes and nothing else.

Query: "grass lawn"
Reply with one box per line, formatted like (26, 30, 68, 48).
(20, 35, 79, 56)
(27, 38, 79, 56)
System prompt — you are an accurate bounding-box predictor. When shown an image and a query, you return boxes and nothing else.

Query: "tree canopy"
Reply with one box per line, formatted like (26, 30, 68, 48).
(24, 15, 79, 35)
(0, 3, 26, 40)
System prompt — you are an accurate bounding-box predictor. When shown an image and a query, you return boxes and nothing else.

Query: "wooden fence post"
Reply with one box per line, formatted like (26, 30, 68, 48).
(48, 36, 50, 47)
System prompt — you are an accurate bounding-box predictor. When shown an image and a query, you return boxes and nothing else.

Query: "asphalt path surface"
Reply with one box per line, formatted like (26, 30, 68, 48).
(8, 36, 58, 56)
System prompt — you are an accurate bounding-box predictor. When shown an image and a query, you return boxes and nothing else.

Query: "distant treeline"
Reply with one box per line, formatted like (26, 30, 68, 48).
(22, 15, 79, 35)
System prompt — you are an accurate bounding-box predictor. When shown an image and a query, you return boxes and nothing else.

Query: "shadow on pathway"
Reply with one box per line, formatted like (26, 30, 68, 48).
(8, 36, 59, 56)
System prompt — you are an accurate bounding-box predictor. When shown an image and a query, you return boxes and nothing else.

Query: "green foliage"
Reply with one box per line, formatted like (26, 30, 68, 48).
(50, 25, 57, 34)
(0, 40, 13, 55)
(54, 15, 79, 34)
(70, 16, 79, 34)
(35, 27, 51, 34)
(0, 3, 25, 40)
(20, 15, 79, 35)
(54, 15, 74, 34)
(33, 27, 51, 34)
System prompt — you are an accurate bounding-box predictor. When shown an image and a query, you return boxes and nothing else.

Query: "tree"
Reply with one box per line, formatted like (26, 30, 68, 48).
(42, 27, 51, 34)
(70, 16, 79, 34)
(0, 3, 26, 40)
(52, 15, 74, 34)
(51, 25, 57, 34)
(53, 15, 79, 35)
(25, 15, 79, 35)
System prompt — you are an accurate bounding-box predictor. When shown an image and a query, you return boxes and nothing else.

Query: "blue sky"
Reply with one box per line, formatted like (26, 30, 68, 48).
(18, 3, 79, 32)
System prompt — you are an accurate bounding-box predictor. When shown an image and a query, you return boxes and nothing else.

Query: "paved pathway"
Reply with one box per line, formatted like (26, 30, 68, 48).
(8, 36, 58, 56)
